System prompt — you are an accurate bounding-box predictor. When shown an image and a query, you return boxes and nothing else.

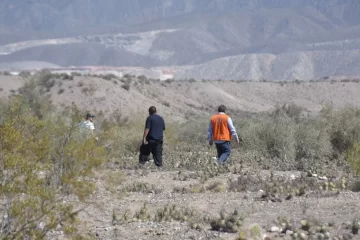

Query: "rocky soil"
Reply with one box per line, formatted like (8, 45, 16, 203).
(62, 159, 360, 240)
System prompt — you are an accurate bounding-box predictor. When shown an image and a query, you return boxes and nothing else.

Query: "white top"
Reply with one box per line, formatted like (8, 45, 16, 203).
(80, 120, 95, 130)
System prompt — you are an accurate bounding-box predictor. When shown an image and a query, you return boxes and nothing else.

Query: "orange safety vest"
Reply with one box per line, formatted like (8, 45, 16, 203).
(210, 114, 231, 141)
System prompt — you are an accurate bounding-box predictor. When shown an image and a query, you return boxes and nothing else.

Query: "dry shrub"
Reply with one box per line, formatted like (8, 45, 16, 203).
(94, 102, 360, 174)
(102, 73, 117, 81)
(210, 209, 244, 233)
(177, 119, 209, 144)
(121, 83, 130, 91)
(228, 172, 264, 192)
(321, 106, 360, 157)
(94, 112, 152, 169)
(124, 182, 161, 194)
(10, 75, 360, 176)
(206, 180, 227, 192)
(237, 104, 354, 171)
(0, 97, 105, 239)
(270, 103, 304, 122)
(346, 142, 360, 176)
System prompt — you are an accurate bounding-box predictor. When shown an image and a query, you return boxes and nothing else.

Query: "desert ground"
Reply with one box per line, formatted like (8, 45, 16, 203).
(1, 72, 360, 240)
(76, 165, 360, 240)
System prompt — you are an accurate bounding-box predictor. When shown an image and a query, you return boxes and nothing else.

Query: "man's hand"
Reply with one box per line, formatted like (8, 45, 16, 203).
(95, 137, 99, 141)
(143, 128, 150, 145)
(209, 140, 213, 146)
(236, 138, 242, 146)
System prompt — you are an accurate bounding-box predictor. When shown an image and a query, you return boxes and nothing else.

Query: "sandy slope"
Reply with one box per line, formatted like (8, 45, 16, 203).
(1, 75, 360, 120)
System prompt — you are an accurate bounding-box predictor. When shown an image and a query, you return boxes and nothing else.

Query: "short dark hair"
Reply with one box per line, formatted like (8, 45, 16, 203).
(85, 113, 95, 119)
(149, 106, 157, 115)
(218, 105, 226, 113)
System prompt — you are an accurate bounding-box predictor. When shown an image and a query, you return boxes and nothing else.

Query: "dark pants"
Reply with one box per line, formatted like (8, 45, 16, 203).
(139, 140, 163, 167)
(215, 141, 231, 164)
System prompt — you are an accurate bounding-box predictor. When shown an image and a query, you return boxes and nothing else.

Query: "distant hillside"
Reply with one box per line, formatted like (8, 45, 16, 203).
(1, 74, 360, 121)
(0, 0, 360, 80)
(0, 61, 61, 70)
(1, 0, 359, 34)
(175, 50, 360, 81)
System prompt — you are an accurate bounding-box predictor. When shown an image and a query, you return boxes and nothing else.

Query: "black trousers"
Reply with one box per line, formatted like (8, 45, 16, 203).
(139, 140, 163, 167)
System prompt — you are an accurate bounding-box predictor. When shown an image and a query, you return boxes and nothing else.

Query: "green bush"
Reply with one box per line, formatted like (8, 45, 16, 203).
(0, 97, 105, 238)
(293, 118, 331, 164)
(121, 83, 130, 91)
(238, 115, 297, 170)
(270, 103, 304, 122)
(320, 107, 360, 157)
(234, 105, 360, 170)
(177, 119, 209, 144)
(17, 74, 53, 119)
(346, 142, 360, 175)
(19, 71, 31, 79)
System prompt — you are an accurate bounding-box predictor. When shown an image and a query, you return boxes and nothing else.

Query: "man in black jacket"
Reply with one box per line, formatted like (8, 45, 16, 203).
(139, 106, 165, 167)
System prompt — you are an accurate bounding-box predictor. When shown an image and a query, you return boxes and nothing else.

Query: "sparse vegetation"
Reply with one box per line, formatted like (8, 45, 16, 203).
(1, 71, 11, 76)
(103, 170, 126, 193)
(210, 209, 244, 233)
(57, 88, 65, 94)
(123, 182, 162, 194)
(19, 71, 32, 78)
(121, 83, 130, 91)
(138, 75, 147, 81)
(71, 72, 82, 77)
(162, 101, 170, 107)
(154, 204, 203, 224)
(102, 73, 117, 81)
(164, 79, 174, 84)
(113, 203, 206, 230)
(0, 96, 105, 239)
(0, 74, 359, 239)
(346, 142, 360, 176)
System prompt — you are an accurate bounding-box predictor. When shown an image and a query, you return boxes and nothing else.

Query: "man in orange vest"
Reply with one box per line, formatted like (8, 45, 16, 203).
(208, 105, 240, 165)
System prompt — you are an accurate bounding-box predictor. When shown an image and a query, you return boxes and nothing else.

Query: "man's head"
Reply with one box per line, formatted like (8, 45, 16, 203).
(148, 106, 157, 115)
(218, 105, 227, 113)
(85, 113, 95, 121)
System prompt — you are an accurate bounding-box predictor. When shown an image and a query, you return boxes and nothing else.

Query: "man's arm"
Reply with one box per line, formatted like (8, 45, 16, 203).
(89, 123, 99, 141)
(208, 120, 213, 145)
(143, 117, 151, 144)
(143, 128, 149, 144)
(89, 123, 95, 135)
(227, 117, 240, 143)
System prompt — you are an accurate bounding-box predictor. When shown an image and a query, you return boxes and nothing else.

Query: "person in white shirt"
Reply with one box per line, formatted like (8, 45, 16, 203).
(79, 113, 98, 140)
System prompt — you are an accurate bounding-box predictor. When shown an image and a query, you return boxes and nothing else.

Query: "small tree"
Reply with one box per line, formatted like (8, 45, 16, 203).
(0, 97, 105, 239)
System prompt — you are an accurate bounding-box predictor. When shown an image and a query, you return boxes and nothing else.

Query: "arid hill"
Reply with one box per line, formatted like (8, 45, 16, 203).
(1, 73, 360, 120)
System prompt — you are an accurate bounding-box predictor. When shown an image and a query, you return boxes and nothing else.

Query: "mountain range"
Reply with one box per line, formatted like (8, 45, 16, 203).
(1, 0, 360, 80)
